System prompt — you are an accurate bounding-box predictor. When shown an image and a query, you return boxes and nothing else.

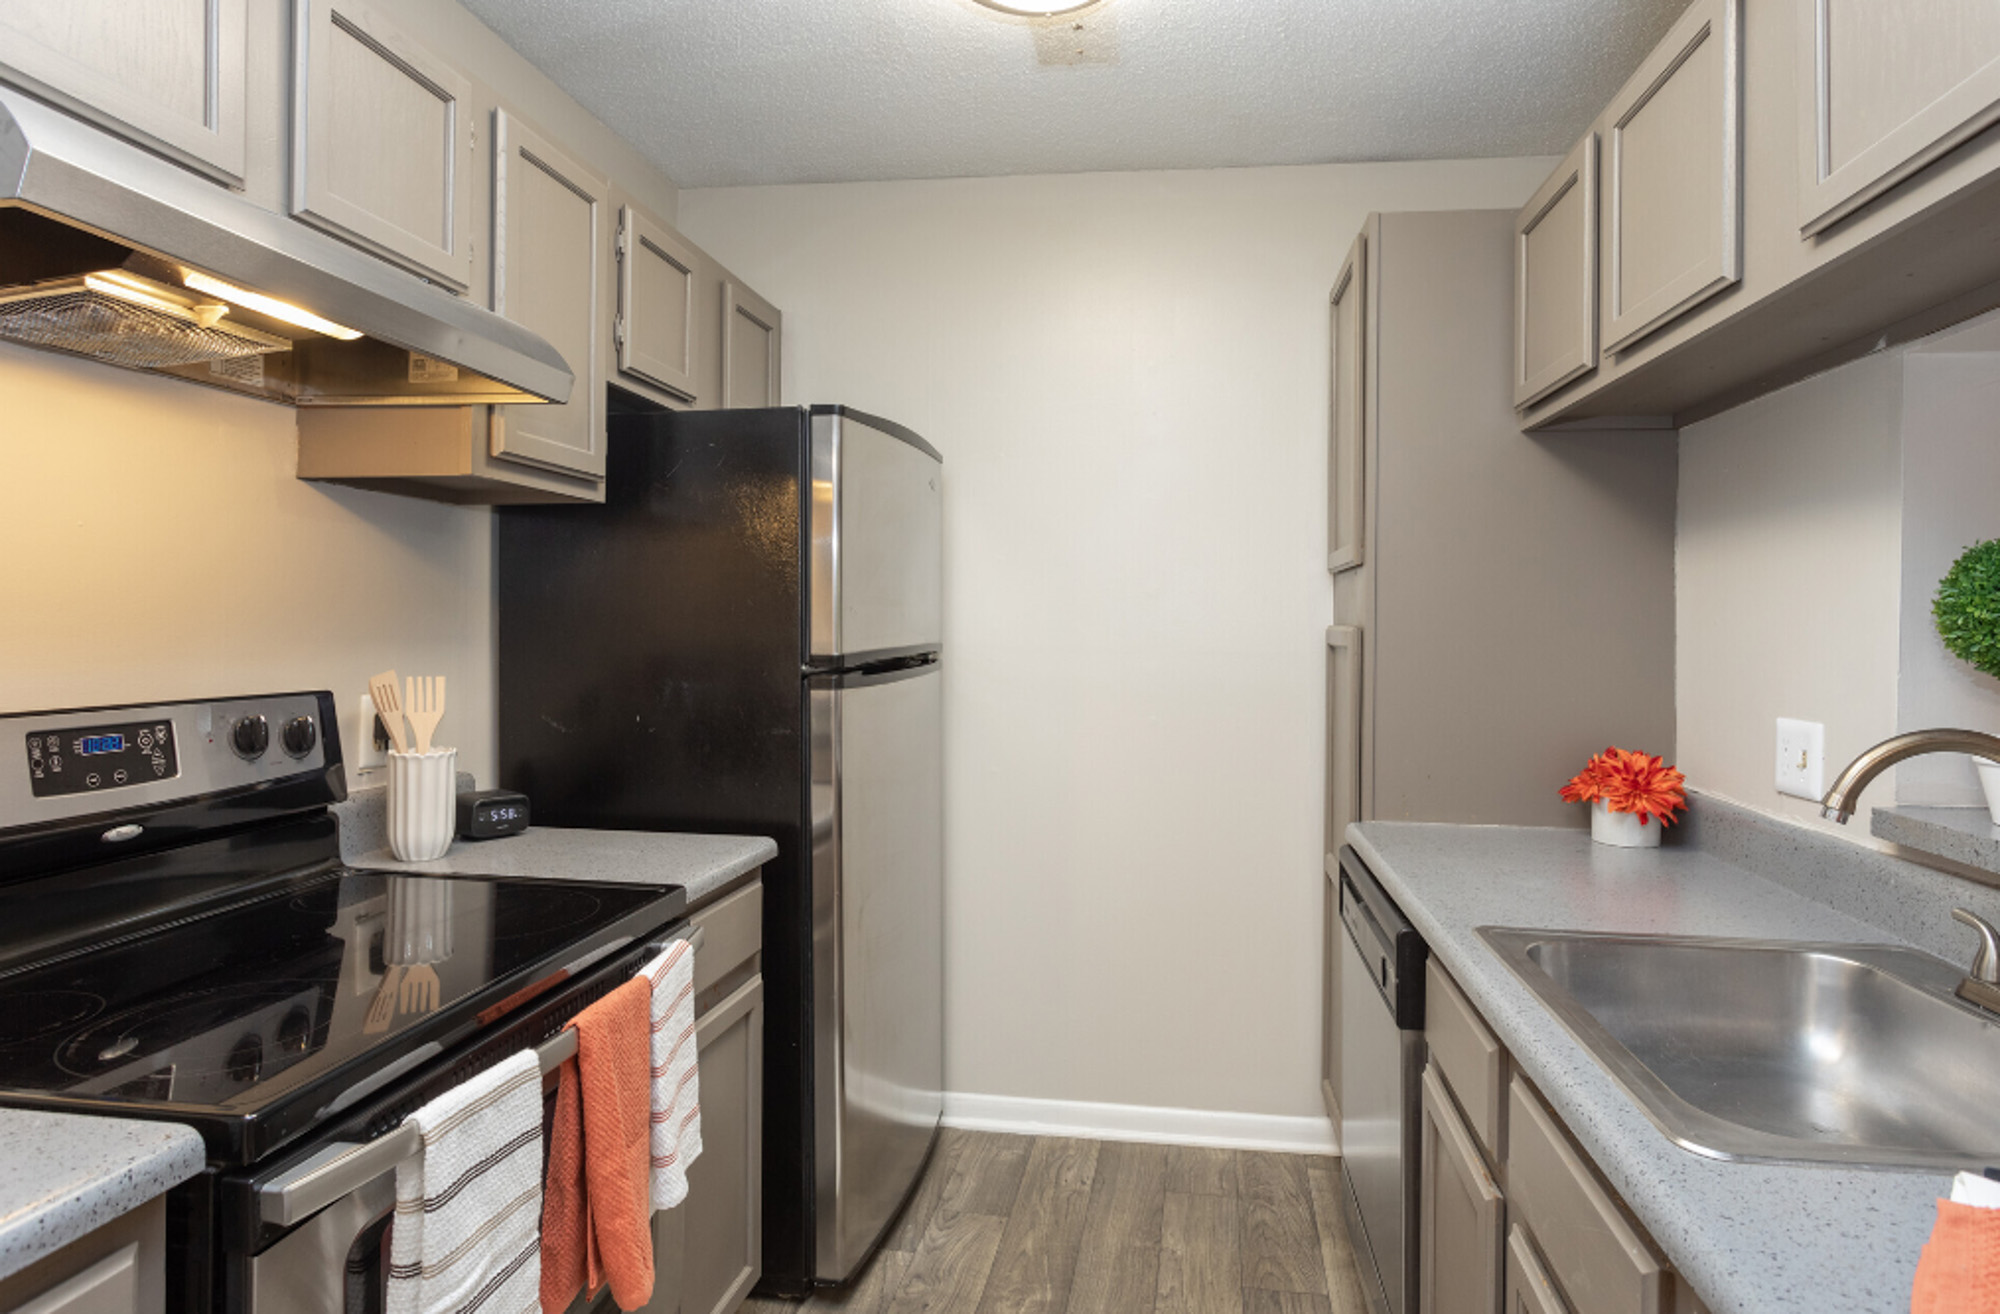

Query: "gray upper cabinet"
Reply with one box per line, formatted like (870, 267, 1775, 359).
(0, 0, 247, 184)
(291, 0, 475, 289)
(1514, 134, 1599, 407)
(721, 281, 782, 408)
(1602, 0, 1742, 353)
(1798, 0, 2000, 235)
(617, 205, 701, 403)
(1327, 234, 1366, 574)
(491, 109, 609, 481)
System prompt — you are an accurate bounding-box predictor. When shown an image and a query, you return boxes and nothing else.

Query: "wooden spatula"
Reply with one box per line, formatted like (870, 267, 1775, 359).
(404, 675, 447, 755)
(368, 670, 410, 754)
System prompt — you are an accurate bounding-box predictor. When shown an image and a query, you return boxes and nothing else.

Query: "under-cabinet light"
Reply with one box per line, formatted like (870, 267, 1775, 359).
(972, 0, 1101, 14)
(183, 271, 362, 340)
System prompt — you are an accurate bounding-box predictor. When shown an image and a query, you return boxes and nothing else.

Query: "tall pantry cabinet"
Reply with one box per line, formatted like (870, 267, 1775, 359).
(1320, 209, 1678, 1126)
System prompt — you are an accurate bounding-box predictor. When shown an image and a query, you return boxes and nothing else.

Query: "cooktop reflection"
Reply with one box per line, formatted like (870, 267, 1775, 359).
(0, 867, 681, 1163)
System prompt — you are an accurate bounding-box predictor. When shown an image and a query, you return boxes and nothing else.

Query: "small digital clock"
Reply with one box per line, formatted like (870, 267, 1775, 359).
(456, 788, 530, 840)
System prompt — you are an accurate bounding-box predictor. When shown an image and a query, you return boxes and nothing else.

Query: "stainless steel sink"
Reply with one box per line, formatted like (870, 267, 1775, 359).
(1478, 928, 2000, 1170)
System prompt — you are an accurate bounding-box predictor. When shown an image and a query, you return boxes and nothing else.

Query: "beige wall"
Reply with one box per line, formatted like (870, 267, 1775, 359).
(1676, 352, 1905, 837)
(1896, 335, 2000, 806)
(680, 158, 1555, 1121)
(0, 342, 497, 785)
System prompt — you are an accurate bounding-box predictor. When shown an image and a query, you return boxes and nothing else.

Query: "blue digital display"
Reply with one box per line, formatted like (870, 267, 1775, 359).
(79, 735, 124, 755)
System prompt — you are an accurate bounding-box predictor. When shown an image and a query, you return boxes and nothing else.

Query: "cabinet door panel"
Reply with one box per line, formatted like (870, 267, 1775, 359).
(1505, 1227, 1570, 1314)
(1603, 0, 1741, 352)
(1419, 1066, 1503, 1314)
(1507, 1078, 1665, 1314)
(1325, 625, 1362, 858)
(721, 282, 781, 408)
(1327, 233, 1366, 573)
(1800, 0, 2000, 234)
(1515, 135, 1598, 407)
(1321, 857, 1342, 1126)
(491, 110, 607, 480)
(0, 0, 246, 182)
(292, 0, 473, 288)
(683, 976, 764, 1314)
(619, 206, 701, 402)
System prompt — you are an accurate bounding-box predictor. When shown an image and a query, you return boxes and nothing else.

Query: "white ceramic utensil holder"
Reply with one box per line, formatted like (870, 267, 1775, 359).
(1591, 798, 1663, 848)
(1977, 759, 2000, 826)
(388, 748, 456, 861)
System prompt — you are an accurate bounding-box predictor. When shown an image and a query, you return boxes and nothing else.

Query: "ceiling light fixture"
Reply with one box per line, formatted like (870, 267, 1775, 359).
(972, 0, 1102, 15)
(182, 270, 363, 340)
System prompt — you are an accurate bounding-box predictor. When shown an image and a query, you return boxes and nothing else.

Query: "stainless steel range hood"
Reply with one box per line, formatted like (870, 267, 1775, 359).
(0, 86, 571, 407)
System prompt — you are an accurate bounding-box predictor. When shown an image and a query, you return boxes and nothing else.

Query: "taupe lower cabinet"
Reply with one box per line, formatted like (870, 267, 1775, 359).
(1419, 1066, 1503, 1314)
(0, 1196, 165, 1314)
(1600, 0, 1741, 353)
(1798, 0, 2000, 235)
(0, 0, 247, 184)
(680, 879, 766, 1314)
(490, 109, 610, 481)
(290, 0, 475, 289)
(1417, 957, 1711, 1314)
(1320, 855, 1342, 1125)
(721, 282, 783, 409)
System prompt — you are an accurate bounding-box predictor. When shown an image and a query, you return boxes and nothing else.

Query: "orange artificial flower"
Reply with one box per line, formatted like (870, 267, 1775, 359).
(1561, 747, 1687, 827)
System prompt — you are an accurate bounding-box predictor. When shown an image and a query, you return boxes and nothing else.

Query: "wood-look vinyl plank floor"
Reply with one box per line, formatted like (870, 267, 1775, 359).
(745, 1132, 1367, 1314)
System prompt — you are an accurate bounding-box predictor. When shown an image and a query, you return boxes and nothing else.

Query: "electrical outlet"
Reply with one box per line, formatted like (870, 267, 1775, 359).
(355, 694, 389, 771)
(1775, 718, 1826, 800)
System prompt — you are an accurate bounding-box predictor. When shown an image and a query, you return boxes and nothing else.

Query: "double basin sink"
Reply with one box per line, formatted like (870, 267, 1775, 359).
(1479, 928, 2000, 1171)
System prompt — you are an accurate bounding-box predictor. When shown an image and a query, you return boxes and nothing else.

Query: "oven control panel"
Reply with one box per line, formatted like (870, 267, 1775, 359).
(2, 693, 335, 829)
(26, 718, 181, 798)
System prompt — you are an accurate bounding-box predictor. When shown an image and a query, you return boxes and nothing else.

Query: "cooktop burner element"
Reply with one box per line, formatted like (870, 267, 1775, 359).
(0, 990, 106, 1045)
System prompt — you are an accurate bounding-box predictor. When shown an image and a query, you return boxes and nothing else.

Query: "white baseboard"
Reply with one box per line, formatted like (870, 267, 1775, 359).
(942, 1091, 1339, 1156)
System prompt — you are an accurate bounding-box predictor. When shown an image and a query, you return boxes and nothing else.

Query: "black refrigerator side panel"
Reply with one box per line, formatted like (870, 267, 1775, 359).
(495, 406, 818, 1288)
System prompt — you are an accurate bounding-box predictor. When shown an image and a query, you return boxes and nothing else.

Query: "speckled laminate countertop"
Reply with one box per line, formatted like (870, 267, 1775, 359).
(1347, 820, 1957, 1314)
(346, 827, 775, 909)
(330, 782, 775, 910)
(0, 1112, 204, 1280)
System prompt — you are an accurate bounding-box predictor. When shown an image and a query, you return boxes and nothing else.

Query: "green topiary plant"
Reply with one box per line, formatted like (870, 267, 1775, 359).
(1934, 538, 2000, 680)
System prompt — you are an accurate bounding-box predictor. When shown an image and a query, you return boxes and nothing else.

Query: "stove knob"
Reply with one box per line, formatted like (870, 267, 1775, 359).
(281, 716, 318, 759)
(231, 715, 270, 760)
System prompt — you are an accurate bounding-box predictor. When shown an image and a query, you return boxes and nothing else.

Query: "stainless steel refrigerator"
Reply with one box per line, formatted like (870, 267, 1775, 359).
(496, 405, 944, 1295)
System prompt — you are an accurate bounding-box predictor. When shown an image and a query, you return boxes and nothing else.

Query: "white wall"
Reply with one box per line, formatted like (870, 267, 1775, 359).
(1677, 352, 1905, 838)
(680, 158, 1554, 1128)
(0, 343, 498, 786)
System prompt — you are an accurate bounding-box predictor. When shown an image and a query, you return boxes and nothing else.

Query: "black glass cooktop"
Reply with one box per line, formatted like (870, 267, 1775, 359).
(0, 843, 682, 1164)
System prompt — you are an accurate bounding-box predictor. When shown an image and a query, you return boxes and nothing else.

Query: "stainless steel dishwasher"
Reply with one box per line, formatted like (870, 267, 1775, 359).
(1336, 845, 1428, 1314)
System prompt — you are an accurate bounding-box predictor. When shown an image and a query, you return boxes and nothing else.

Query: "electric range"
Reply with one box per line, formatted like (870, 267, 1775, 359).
(0, 693, 690, 1314)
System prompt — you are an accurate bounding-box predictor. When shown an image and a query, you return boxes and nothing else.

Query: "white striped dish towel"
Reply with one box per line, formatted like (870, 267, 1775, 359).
(640, 938, 702, 1209)
(387, 1050, 543, 1314)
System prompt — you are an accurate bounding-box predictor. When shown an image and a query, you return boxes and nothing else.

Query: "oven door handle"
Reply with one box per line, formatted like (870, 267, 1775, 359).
(257, 923, 704, 1227)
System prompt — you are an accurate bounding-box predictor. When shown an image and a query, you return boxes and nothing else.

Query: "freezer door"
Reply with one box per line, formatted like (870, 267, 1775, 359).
(809, 661, 944, 1281)
(810, 409, 943, 663)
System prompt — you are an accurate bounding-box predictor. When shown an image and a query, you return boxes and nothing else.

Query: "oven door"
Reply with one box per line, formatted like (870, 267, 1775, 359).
(244, 1166, 686, 1314)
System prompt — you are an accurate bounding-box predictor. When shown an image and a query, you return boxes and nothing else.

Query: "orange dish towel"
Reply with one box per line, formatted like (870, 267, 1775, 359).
(538, 1058, 586, 1314)
(579, 975, 656, 1311)
(1912, 1199, 2000, 1313)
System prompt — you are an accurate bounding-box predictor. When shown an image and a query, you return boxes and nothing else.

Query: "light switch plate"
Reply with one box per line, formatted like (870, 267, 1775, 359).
(1776, 718, 1826, 800)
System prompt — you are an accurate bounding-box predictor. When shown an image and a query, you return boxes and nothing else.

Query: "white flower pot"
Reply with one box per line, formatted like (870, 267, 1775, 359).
(1591, 798, 1663, 848)
(1978, 760, 2000, 827)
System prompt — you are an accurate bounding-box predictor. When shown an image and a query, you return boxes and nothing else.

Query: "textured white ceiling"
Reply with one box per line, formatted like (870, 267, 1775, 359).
(460, 0, 1691, 188)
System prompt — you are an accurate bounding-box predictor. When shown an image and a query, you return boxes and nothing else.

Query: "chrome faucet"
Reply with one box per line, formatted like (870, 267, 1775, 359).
(1817, 728, 2000, 823)
(1953, 909, 2000, 1013)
